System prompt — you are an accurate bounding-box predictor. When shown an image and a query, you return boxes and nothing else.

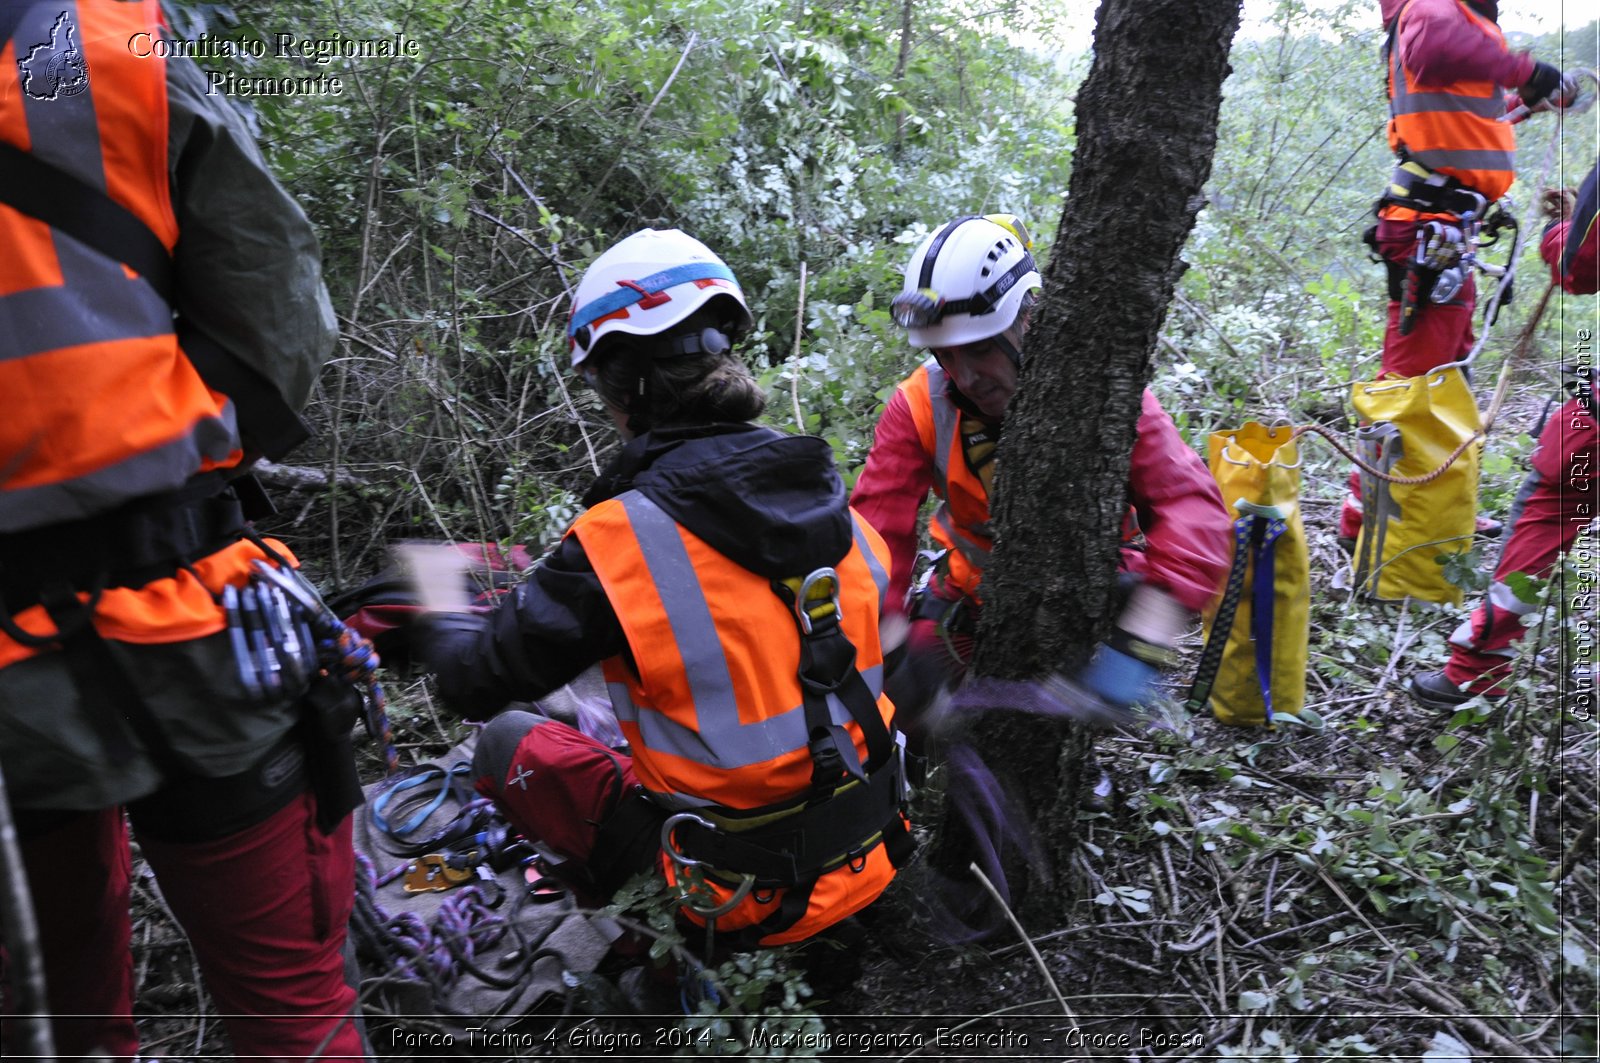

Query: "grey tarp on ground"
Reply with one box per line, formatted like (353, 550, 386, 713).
(351, 715, 618, 1032)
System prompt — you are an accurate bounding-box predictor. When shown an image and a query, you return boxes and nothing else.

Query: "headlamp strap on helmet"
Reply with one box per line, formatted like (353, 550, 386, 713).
(568, 261, 739, 338)
(938, 254, 1035, 318)
(892, 252, 1037, 329)
(917, 214, 982, 290)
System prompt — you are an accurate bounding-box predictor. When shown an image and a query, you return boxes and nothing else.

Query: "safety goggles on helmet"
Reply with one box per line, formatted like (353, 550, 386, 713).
(890, 213, 1037, 329)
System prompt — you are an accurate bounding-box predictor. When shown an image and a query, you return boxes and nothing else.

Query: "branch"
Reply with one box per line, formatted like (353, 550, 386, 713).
(254, 460, 370, 492)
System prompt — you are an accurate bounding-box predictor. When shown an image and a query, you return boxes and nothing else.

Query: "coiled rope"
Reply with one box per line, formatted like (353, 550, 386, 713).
(1290, 277, 1555, 484)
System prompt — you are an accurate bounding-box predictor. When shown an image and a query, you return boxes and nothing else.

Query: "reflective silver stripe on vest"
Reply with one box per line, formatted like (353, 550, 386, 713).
(0, 4, 241, 526)
(923, 358, 955, 500)
(932, 506, 990, 571)
(0, 256, 175, 364)
(1390, 90, 1505, 119)
(851, 514, 889, 614)
(922, 359, 992, 569)
(1389, 39, 1512, 175)
(0, 404, 240, 533)
(1406, 146, 1516, 172)
(603, 491, 885, 781)
(2, 0, 170, 350)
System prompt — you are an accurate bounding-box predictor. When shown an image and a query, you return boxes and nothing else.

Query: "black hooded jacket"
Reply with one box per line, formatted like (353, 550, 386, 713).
(427, 423, 855, 718)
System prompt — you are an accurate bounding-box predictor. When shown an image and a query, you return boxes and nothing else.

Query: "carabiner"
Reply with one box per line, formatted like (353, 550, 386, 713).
(660, 811, 717, 870)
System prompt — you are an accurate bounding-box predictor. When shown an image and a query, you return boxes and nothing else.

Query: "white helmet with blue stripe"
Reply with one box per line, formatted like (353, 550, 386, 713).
(892, 214, 1040, 350)
(567, 228, 754, 370)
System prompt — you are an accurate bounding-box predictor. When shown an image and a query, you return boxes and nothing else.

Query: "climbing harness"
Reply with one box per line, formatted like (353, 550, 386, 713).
(1397, 193, 1486, 336)
(640, 567, 914, 948)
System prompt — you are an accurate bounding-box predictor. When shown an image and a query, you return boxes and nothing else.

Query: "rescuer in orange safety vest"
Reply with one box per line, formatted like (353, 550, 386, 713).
(420, 229, 912, 956)
(0, 1, 368, 1058)
(1338, 0, 1582, 547)
(849, 215, 1232, 736)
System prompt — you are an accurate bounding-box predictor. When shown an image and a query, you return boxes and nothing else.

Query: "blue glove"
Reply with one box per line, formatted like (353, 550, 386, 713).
(1079, 643, 1159, 709)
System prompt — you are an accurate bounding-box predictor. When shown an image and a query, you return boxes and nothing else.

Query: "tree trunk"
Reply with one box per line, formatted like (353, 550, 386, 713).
(935, 0, 1242, 929)
(892, 0, 915, 156)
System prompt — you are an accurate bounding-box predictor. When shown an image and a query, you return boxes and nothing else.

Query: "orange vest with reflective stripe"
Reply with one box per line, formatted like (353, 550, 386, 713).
(1385, 0, 1516, 204)
(572, 491, 900, 945)
(900, 359, 993, 600)
(1, 1, 262, 669)
(0, 0, 243, 534)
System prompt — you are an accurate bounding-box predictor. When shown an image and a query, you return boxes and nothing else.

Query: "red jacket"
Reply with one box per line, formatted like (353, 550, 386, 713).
(1383, 0, 1531, 92)
(849, 370, 1231, 616)
(1381, 0, 1533, 208)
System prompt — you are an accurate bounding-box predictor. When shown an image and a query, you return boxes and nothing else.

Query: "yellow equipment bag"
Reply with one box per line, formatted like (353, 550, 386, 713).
(1349, 368, 1480, 605)
(1187, 423, 1309, 727)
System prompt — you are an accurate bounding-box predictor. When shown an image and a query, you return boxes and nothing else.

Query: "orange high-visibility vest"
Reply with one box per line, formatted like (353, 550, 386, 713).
(1385, 0, 1516, 206)
(899, 359, 993, 600)
(0, 1, 264, 668)
(0, 0, 243, 534)
(572, 491, 900, 945)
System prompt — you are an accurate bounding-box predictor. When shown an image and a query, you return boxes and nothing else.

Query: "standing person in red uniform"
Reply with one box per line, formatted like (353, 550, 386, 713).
(420, 229, 911, 953)
(0, 1, 368, 1057)
(1338, 0, 1580, 546)
(1408, 156, 1600, 707)
(849, 214, 1231, 726)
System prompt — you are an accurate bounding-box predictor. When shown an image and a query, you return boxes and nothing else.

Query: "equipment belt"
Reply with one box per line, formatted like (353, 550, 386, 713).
(669, 758, 908, 888)
(1382, 158, 1487, 217)
(0, 486, 246, 614)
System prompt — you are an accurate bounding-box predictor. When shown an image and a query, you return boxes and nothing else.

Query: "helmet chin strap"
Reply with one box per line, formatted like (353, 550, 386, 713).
(994, 329, 1023, 366)
(616, 324, 735, 435)
(624, 346, 655, 436)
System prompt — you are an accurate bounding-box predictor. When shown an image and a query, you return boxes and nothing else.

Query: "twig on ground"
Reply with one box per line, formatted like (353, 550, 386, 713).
(968, 862, 1076, 1021)
(1403, 982, 1531, 1058)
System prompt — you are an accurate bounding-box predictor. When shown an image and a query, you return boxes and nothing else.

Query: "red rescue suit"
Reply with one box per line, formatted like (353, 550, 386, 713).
(850, 358, 1231, 618)
(1342, 0, 1535, 539)
(1445, 160, 1600, 693)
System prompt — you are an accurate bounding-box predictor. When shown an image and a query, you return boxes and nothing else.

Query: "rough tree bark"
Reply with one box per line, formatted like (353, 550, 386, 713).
(936, 0, 1242, 928)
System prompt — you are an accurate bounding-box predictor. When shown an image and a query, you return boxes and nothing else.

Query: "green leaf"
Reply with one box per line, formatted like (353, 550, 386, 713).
(1238, 990, 1273, 1010)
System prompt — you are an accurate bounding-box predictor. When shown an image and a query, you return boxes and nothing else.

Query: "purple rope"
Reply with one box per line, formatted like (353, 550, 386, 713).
(356, 852, 512, 989)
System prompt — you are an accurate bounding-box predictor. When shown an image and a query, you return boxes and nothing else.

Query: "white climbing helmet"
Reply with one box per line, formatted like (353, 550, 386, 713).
(567, 228, 753, 370)
(892, 214, 1041, 349)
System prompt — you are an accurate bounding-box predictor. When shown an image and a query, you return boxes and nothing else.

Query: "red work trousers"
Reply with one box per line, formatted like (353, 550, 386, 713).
(1, 791, 365, 1060)
(1445, 398, 1598, 692)
(1341, 219, 1480, 539)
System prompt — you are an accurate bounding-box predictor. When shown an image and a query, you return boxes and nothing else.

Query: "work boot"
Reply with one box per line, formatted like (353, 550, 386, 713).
(1474, 516, 1503, 539)
(1406, 669, 1503, 711)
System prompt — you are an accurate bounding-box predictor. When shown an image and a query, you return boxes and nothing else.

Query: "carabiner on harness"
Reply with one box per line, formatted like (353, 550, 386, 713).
(792, 567, 841, 635)
(660, 812, 756, 918)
